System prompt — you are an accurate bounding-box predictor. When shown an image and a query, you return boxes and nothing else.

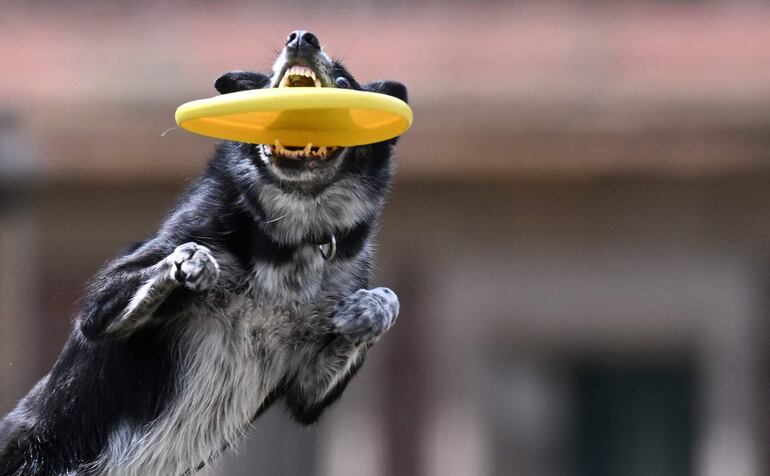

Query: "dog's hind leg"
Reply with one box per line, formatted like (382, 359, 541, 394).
(285, 287, 399, 424)
(79, 242, 220, 340)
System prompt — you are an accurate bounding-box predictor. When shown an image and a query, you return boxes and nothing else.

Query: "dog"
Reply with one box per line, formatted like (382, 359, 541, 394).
(0, 30, 406, 475)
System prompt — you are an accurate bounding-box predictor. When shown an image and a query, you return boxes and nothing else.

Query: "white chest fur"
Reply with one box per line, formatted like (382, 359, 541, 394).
(93, 296, 301, 476)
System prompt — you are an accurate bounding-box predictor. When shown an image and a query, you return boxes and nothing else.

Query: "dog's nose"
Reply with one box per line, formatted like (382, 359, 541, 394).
(286, 30, 321, 51)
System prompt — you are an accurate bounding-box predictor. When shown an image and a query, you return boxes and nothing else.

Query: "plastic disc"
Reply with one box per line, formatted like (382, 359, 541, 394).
(175, 88, 412, 147)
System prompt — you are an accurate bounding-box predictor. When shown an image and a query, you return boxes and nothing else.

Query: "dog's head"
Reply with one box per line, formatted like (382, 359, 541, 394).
(215, 30, 407, 188)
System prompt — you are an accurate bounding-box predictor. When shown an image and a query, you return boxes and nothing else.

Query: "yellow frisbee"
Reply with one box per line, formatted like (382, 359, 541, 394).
(175, 88, 412, 147)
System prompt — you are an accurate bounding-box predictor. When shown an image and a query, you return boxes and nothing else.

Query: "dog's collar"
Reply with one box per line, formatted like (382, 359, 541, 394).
(315, 221, 368, 262)
(318, 234, 336, 261)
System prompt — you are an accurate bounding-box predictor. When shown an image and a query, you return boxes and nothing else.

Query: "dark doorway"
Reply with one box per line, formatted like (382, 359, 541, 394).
(573, 363, 696, 476)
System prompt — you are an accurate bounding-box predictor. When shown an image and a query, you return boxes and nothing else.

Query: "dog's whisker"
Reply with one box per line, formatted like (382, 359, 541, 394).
(160, 126, 178, 137)
(264, 213, 288, 224)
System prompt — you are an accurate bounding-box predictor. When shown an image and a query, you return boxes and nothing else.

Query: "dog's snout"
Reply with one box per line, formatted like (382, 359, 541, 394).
(286, 30, 321, 51)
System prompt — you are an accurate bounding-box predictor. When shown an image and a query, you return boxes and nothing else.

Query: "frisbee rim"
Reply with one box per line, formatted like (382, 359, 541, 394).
(174, 88, 412, 147)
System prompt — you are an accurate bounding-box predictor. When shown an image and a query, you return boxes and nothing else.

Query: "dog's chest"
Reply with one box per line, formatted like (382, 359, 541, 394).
(249, 244, 328, 302)
(96, 248, 335, 475)
(96, 298, 307, 475)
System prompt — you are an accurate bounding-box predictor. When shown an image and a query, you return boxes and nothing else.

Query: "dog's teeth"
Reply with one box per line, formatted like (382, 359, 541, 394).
(279, 65, 322, 87)
(269, 135, 337, 161)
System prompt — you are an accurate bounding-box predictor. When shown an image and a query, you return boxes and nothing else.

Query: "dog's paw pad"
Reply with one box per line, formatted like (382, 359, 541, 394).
(332, 287, 399, 345)
(168, 242, 220, 291)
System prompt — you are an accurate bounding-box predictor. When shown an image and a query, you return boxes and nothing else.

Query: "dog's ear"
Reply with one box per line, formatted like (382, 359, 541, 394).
(363, 80, 408, 104)
(214, 71, 271, 94)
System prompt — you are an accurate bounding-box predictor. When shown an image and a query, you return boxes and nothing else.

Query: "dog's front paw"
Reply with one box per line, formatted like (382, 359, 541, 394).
(332, 287, 399, 345)
(168, 242, 220, 291)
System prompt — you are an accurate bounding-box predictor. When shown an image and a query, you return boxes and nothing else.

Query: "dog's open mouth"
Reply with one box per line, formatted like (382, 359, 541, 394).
(262, 64, 340, 162)
(277, 65, 322, 88)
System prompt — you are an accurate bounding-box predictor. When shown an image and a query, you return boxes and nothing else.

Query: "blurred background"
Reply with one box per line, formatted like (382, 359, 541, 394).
(1, 1, 769, 475)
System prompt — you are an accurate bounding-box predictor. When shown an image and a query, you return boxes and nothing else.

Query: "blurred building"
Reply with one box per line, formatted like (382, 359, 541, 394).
(1, 2, 769, 476)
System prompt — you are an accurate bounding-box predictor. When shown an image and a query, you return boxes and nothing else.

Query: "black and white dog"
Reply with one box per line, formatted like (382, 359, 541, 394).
(0, 30, 406, 475)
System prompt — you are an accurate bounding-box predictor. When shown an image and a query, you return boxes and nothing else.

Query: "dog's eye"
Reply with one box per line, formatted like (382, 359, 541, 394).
(335, 76, 351, 89)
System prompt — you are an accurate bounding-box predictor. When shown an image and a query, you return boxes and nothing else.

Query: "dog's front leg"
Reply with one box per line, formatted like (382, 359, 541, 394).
(286, 287, 399, 424)
(79, 242, 219, 340)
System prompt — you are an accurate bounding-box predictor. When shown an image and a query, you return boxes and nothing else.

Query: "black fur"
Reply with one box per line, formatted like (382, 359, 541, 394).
(0, 35, 405, 475)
